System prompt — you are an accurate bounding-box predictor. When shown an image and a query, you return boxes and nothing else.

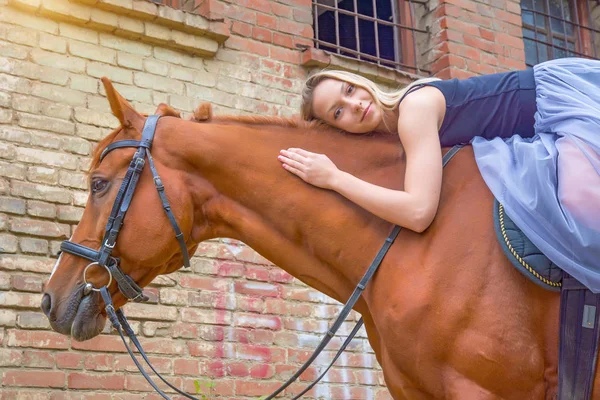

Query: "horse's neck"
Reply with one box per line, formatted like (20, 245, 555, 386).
(171, 120, 404, 304)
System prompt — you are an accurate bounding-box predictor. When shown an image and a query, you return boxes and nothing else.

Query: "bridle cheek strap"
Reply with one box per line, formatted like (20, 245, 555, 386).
(59, 114, 191, 303)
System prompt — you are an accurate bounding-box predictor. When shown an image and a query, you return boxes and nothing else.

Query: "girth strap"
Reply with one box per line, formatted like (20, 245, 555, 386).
(558, 274, 600, 400)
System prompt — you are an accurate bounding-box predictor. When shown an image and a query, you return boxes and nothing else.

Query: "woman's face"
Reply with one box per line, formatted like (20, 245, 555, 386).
(311, 78, 384, 133)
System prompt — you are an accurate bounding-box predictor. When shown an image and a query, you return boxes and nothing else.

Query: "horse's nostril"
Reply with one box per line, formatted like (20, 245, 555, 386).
(41, 293, 52, 316)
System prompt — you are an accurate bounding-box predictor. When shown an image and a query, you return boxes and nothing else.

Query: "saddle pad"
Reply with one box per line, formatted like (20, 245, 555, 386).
(493, 199, 562, 292)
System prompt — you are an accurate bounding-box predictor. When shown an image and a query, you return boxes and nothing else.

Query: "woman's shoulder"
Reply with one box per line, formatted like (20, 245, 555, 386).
(398, 85, 446, 130)
(399, 85, 446, 113)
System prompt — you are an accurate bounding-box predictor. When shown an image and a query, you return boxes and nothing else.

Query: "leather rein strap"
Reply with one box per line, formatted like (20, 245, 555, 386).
(63, 112, 463, 399)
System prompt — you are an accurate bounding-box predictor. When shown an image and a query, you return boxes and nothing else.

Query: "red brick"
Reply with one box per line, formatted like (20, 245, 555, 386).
(277, 18, 312, 38)
(135, 337, 185, 355)
(442, 0, 478, 12)
(11, 275, 43, 292)
(278, 0, 311, 7)
(71, 335, 125, 352)
(236, 344, 285, 362)
(181, 308, 232, 325)
(271, 2, 293, 18)
(228, 4, 257, 24)
(244, 0, 271, 13)
(56, 352, 84, 369)
(273, 32, 294, 48)
(3, 370, 65, 387)
(174, 358, 200, 375)
(234, 313, 282, 330)
(497, 32, 525, 49)
(125, 375, 182, 392)
(236, 380, 284, 396)
(265, 299, 312, 316)
(8, 330, 70, 349)
(495, 9, 523, 25)
(171, 323, 198, 339)
(22, 350, 54, 368)
(246, 329, 275, 345)
(114, 355, 171, 374)
(237, 296, 265, 312)
(0, 349, 23, 367)
(84, 354, 114, 371)
(224, 361, 248, 377)
(197, 325, 225, 341)
(217, 261, 244, 277)
(261, 58, 283, 74)
(244, 265, 270, 281)
(253, 26, 272, 43)
(257, 13, 278, 29)
(250, 363, 275, 379)
(463, 35, 495, 53)
(271, 46, 301, 64)
(235, 281, 280, 297)
(202, 359, 226, 377)
(68, 373, 125, 390)
(188, 342, 235, 358)
(226, 36, 270, 57)
(275, 364, 317, 381)
(293, 36, 313, 49)
(479, 27, 496, 41)
(232, 21, 253, 37)
(179, 275, 230, 291)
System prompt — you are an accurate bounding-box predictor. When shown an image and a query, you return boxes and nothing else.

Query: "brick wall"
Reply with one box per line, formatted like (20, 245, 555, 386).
(426, 0, 527, 79)
(0, 0, 532, 398)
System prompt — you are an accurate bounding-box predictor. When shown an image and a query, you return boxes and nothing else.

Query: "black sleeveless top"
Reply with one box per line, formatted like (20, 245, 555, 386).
(402, 68, 537, 147)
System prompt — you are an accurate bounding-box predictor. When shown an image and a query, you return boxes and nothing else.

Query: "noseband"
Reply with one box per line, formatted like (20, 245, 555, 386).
(57, 113, 462, 399)
(60, 115, 190, 303)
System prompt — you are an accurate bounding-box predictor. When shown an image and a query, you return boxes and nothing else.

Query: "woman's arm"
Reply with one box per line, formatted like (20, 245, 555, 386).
(279, 87, 445, 232)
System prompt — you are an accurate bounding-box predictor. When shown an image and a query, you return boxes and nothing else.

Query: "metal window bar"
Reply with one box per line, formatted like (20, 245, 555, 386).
(313, 1, 427, 73)
(372, 0, 381, 63)
(522, 0, 599, 66)
(353, 0, 360, 60)
(584, 0, 597, 54)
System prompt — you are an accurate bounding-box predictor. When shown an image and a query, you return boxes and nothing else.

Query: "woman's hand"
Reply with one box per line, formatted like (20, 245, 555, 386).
(278, 148, 339, 190)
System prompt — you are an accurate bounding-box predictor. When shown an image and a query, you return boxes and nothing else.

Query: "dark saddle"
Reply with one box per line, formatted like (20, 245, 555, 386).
(494, 200, 600, 399)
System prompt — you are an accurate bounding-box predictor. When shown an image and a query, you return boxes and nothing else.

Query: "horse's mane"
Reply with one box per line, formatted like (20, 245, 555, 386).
(90, 103, 337, 172)
(207, 114, 327, 130)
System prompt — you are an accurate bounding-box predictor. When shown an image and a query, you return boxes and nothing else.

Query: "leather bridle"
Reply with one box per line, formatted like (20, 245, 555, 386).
(58, 114, 462, 399)
(60, 115, 190, 303)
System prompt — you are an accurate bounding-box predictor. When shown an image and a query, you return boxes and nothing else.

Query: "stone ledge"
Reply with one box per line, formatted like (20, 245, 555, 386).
(301, 47, 422, 85)
(8, 0, 229, 57)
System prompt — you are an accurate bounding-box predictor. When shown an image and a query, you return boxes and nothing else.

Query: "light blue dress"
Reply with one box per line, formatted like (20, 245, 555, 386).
(472, 58, 600, 292)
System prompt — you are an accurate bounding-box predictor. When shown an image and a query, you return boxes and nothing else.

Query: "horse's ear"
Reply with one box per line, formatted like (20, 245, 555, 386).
(101, 77, 142, 128)
(154, 103, 181, 118)
(193, 102, 213, 121)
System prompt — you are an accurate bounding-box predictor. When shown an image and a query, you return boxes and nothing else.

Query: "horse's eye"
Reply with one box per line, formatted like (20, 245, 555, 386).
(91, 179, 108, 194)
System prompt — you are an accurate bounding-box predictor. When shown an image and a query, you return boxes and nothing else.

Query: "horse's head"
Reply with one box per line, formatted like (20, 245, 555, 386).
(41, 79, 199, 341)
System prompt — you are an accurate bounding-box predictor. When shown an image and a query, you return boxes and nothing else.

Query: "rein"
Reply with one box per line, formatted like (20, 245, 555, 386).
(60, 115, 462, 399)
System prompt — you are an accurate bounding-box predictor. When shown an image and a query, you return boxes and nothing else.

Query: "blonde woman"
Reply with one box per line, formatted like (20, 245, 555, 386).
(278, 58, 600, 292)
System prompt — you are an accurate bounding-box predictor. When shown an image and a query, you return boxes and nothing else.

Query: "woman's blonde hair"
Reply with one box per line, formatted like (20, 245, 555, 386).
(300, 70, 440, 121)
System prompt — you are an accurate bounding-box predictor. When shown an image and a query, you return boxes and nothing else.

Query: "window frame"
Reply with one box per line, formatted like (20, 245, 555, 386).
(312, 0, 425, 74)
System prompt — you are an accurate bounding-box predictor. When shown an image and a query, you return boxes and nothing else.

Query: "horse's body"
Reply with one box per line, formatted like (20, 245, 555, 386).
(42, 80, 580, 399)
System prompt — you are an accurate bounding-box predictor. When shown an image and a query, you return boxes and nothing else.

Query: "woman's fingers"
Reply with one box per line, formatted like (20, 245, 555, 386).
(280, 148, 315, 161)
(287, 148, 312, 157)
(281, 163, 306, 179)
(278, 154, 306, 172)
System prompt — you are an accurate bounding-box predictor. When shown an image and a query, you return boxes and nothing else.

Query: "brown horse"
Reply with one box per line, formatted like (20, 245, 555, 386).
(42, 78, 569, 399)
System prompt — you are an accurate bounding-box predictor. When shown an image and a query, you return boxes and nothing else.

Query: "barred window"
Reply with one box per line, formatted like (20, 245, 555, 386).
(313, 0, 425, 74)
(521, 0, 600, 66)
